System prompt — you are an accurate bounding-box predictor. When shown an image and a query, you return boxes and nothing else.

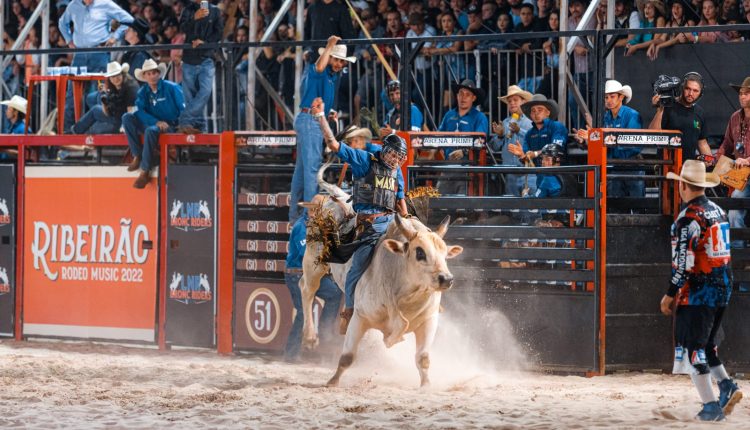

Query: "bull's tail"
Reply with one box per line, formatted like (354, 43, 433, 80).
(317, 161, 351, 203)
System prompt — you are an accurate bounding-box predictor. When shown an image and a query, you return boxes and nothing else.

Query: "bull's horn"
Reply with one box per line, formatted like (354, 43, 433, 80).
(435, 215, 451, 238)
(395, 214, 417, 241)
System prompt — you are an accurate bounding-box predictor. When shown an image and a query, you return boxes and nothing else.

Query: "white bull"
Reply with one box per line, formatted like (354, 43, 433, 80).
(299, 166, 463, 387)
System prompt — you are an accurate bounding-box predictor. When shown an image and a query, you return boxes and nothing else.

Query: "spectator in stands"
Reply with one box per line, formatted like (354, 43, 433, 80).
(355, 8, 386, 62)
(715, 76, 750, 247)
(120, 17, 154, 79)
(720, 0, 740, 21)
(537, 0, 553, 21)
(625, 0, 666, 56)
(177, 0, 224, 134)
(122, 59, 185, 189)
(614, 0, 641, 47)
(426, 12, 465, 115)
(491, 85, 534, 196)
(1, 96, 28, 134)
(507, 0, 524, 26)
(20, 25, 41, 86)
(513, 3, 545, 92)
(647, 0, 697, 60)
(697, 0, 731, 42)
(508, 94, 567, 173)
(488, 12, 514, 52)
(463, 4, 492, 52)
(538, 10, 561, 99)
(741, 0, 750, 39)
(71, 61, 138, 134)
(649, 72, 712, 160)
(284, 213, 342, 362)
(288, 36, 355, 223)
(450, 0, 470, 31)
(58, 0, 134, 132)
(406, 13, 437, 109)
(166, 16, 186, 83)
(304, 0, 356, 62)
(380, 80, 424, 137)
(382, 10, 406, 71)
(568, 0, 595, 128)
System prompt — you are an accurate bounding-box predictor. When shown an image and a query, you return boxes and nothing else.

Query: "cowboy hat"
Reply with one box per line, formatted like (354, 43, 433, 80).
(452, 79, 485, 106)
(135, 59, 167, 82)
(666, 159, 720, 188)
(343, 125, 373, 142)
(521, 94, 559, 119)
(104, 61, 130, 78)
(0, 95, 28, 114)
(499, 85, 532, 104)
(604, 79, 633, 104)
(317, 44, 357, 63)
(730, 76, 750, 92)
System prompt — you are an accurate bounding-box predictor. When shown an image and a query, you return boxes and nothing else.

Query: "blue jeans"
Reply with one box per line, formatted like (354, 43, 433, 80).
(344, 214, 393, 309)
(72, 105, 120, 134)
(607, 170, 645, 198)
(122, 112, 174, 171)
(284, 272, 342, 359)
(179, 59, 215, 131)
(64, 52, 109, 131)
(288, 112, 323, 223)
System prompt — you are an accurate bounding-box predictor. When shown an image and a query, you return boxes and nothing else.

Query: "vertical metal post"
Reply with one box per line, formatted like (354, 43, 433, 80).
(606, 0, 615, 79)
(40, 0, 49, 125)
(400, 38, 410, 132)
(594, 32, 605, 127)
(224, 50, 234, 130)
(558, 0, 569, 123)
(247, 0, 258, 130)
(294, 0, 304, 119)
(0, 2, 5, 131)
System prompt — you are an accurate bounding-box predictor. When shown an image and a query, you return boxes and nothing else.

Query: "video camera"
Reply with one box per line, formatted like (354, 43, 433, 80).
(653, 75, 682, 107)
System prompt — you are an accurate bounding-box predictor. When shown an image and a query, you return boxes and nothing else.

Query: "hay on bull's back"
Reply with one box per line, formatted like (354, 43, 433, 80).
(306, 209, 338, 266)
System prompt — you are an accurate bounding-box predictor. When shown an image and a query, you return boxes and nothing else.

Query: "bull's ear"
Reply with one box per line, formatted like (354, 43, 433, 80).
(445, 245, 463, 259)
(435, 215, 451, 238)
(383, 239, 407, 255)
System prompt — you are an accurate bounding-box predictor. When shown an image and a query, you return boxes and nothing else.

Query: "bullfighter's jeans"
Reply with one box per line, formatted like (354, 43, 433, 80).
(284, 272, 342, 360)
(344, 214, 393, 309)
(122, 112, 175, 171)
(288, 112, 324, 223)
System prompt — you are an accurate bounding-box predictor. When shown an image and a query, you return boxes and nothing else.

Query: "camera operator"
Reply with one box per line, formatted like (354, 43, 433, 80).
(71, 61, 138, 134)
(649, 72, 711, 161)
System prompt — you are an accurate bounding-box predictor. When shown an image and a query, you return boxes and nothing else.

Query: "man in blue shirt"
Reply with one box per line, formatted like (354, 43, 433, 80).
(380, 80, 423, 137)
(491, 85, 534, 196)
(509, 94, 567, 174)
(59, 0, 133, 132)
(438, 79, 489, 194)
(311, 97, 408, 334)
(289, 35, 355, 224)
(122, 60, 185, 189)
(284, 213, 342, 362)
(1, 95, 28, 135)
(578, 80, 644, 198)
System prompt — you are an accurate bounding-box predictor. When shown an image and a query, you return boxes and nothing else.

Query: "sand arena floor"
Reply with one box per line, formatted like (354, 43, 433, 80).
(0, 331, 748, 429)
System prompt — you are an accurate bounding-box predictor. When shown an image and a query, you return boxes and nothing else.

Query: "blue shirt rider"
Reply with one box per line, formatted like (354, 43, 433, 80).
(311, 97, 408, 334)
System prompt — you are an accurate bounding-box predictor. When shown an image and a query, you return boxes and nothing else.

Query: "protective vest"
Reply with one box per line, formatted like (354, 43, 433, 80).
(352, 156, 398, 211)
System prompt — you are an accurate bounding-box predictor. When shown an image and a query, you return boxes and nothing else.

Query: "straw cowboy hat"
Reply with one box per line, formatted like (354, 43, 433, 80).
(666, 160, 720, 188)
(730, 76, 750, 92)
(0, 95, 28, 114)
(499, 85, 533, 104)
(604, 79, 633, 104)
(521, 94, 559, 119)
(451, 79, 486, 106)
(343, 125, 373, 142)
(135, 59, 167, 82)
(317, 44, 357, 63)
(104, 61, 130, 78)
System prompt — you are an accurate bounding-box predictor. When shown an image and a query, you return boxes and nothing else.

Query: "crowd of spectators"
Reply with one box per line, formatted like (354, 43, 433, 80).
(1, 0, 749, 133)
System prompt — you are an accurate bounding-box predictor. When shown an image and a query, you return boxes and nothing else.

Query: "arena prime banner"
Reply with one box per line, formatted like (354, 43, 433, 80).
(0, 165, 15, 336)
(165, 165, 216, 348)
(22, 166, 158, 342)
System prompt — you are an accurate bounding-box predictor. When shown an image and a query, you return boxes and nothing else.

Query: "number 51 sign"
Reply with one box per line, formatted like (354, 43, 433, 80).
(234, 282, 294, 351)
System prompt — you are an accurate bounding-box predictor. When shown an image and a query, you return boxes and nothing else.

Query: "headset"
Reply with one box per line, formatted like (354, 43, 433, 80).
(681, 71, 704, 102)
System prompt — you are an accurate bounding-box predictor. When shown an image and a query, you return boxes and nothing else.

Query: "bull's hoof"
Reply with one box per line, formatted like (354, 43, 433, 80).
(420, 379, 431, 389)
(326, 377, 340, 387)
(302, 336, 319, 350)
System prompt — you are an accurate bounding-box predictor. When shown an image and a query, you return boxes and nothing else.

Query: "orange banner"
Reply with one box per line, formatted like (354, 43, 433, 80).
(23, 167, 158, 341)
